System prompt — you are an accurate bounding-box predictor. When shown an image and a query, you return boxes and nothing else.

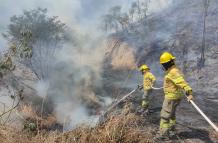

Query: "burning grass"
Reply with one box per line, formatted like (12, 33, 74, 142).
(55, 112, 155, 143)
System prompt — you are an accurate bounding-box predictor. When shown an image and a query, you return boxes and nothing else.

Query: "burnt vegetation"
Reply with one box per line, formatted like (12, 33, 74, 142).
(0, 0, 218, 143)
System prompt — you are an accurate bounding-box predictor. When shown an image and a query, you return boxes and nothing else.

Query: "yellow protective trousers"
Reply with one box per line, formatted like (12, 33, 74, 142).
(160, 98, 181, 135)
(141, 90, 152, 109)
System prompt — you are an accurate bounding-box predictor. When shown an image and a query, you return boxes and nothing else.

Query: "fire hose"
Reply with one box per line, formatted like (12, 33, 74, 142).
(104, 86, 140, 115)
(188, 99, 218, 133)
(151, 85, 163, 90)
(152, 84, 218, 132)
(151, 85, 218, 132)
(98, 86, 140, 124)
(99, 85, 162, 122)
(99, 84, 218, 133)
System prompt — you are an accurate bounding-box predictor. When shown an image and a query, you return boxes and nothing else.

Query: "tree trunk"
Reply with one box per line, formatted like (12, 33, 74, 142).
(199, 0, 210, 69)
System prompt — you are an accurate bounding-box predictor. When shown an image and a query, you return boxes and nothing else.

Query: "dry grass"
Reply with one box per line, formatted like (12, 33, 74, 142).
(106, 39, 137, 70)
(0, 125, 60, 143)
(0, 103, 156, 143)
(1, 105, 217, 143)
(19, 105, 61, 131)
(55, 112, 155, 143)
(0, 112, 154, 143)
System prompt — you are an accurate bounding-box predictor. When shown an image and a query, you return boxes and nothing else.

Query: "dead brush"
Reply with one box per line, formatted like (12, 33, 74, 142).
(57, 125, 93, 143)
(92, 112, 153, 143)
(54, 107, 154, 143)
(20, 105, 61, 132)
(95, 113, 141, 142)
(0, 125, 31, 143)
(20, 105, 39, 120)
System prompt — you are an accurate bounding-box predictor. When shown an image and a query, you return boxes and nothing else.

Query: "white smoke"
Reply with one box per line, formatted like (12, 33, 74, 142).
(0, 0, 136, 128)
(47, 35, 107, 127)
(0, 86, 20, 125)
(148, 0, 173, 13)
(0, 0, 174, 129)
(35, 80, 49, 98)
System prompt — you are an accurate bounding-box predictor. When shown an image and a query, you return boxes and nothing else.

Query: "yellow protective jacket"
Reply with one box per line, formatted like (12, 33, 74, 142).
(164, 66, 192, 100)
(143, 71, 156, 90)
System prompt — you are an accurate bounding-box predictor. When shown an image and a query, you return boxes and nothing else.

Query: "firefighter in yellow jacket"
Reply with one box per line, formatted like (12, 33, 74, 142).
(139, 64, 156, 114)
(158, 52, 193, 139)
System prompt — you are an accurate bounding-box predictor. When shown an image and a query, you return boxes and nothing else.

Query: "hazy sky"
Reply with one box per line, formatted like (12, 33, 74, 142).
(0, 0, 134, 27)
(0, 0, 172, 49)
(0, 0, 136, 48)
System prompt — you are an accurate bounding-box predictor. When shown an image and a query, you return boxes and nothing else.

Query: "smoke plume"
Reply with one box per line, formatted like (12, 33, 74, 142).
(0, 0, 174, 129)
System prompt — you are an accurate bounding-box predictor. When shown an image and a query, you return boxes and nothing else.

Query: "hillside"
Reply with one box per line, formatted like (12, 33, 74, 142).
(0, 0, 217, 143)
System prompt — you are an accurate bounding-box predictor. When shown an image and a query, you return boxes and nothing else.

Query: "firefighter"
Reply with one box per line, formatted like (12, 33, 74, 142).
(139, 64, 156, 115)
(158, 52, 193, 139)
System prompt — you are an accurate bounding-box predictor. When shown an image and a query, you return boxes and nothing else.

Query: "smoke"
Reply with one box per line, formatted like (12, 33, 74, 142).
(0, 0, 132, 124)
(47, 35, 108, 128)
(0, 85, 21, 126)
(148, 0, 173, 13)
(55, 102, 90, 130)
(0, 87, 16, 113)
(0, 0, 176, 129)
(35, 80, 49, 98)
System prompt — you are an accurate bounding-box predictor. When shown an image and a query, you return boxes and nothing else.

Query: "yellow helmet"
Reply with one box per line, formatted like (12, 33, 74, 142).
(139, 64, 149, 71)
(160, 52, 176, 64)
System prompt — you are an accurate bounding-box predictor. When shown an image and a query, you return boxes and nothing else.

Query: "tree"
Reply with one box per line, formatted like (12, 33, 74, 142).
(101, 1, 150, 33)
(101, 14, 116, 32)
(129, 0, 149, 23)
(198, 0, 210, 69)
(101, 6, 122, 32)
(4, 8, 67, 80)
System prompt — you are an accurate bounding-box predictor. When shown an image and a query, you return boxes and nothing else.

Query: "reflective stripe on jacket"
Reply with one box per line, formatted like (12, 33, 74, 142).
(143, 72, 156, 90)
(164, 66, 192, 100)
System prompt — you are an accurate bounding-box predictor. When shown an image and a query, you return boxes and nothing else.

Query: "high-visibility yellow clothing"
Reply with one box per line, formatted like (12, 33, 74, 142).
(164, 66, 192, 100)
(143, 72, 156, 90)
